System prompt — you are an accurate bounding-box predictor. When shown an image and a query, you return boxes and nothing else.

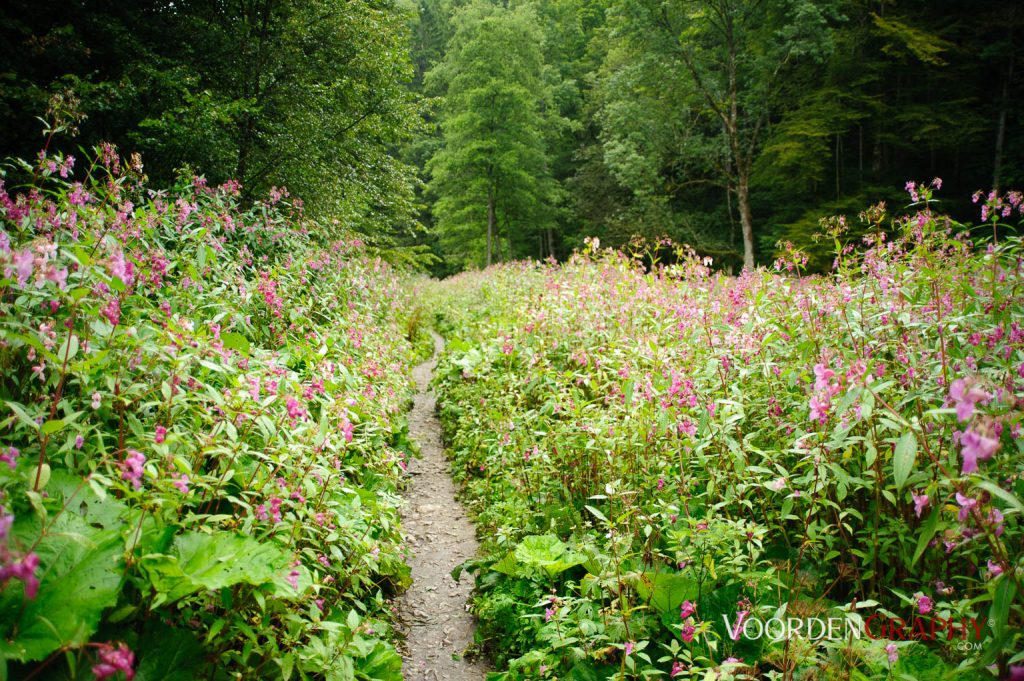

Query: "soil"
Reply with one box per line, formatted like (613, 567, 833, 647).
(398, 331, 487, 681)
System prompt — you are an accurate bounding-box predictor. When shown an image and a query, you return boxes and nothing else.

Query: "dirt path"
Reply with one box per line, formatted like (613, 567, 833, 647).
(398, 331, 487, 681)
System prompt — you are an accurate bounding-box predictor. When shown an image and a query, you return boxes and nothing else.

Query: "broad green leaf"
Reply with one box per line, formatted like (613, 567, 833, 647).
(893, 431, 917, 490)
(140, 531, 291, 605)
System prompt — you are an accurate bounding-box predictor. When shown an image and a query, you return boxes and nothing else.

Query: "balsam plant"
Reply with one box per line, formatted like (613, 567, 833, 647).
(0, 116, 426, 680)
(431, 183, 1024, 680)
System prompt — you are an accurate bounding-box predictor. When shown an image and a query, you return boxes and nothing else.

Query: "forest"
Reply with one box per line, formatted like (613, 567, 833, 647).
(1, 0, 1020, 273)
(0, 1, 1022, 680)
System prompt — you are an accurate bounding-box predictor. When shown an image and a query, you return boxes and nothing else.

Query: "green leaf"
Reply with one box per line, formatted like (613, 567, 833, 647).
(58, 334, 78, 362)
(135, 622, 204, 681)
(221, 332, 250, 356)
(513, 535, 586, 577)
(0, 518, 123, 662)
(893, 431, 917, 490)
(140, 531, 292, 605)
(633, 572, 699, 616)
(6, 401, 39, 431)
(41, 419, 65, 436)
(976, 481, 1024, 515)
(911, 504, 941, 566)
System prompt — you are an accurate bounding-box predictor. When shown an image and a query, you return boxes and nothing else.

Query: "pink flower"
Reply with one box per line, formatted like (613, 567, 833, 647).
(813, 363, 836, 391)
(74, 434, 84, 449)
(545, 607, 555, 622)
(92, 642, 135, 680)
(809, 396, 829, 424)
(679, 601, 696, 619)
(729, 611, 749, 640)
(680, 623, 696, 642)
(154, 425, 167, 444)
(885, 643, 898, 664)
(91, 392, 102, 409)
(0, 551, 40, 598)
(286, 569, 300, 590)
(120, 450, 146, 489)
(960, 428, 999, 474)
(108, 250, 134, 286)
(13, 249, 33, 286)
(0, 447, 18, 470)
(955, 492, 978, 522)
(623, 641, 634, 656)
(171, 473, 189, 494)
(671, 661, 685, 677)
(286, 397, 306, 421)
(949, 379, 989, 422)
(341, 419, 354, 443)
(912, 492, 929, 518)
(101, 298, 121, 326)
(987, 559, 1003, 578)
(916, 593, 932, 614)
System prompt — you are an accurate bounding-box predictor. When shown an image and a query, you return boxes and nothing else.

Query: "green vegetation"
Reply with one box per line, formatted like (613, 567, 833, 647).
(428, 192, 1024, 679)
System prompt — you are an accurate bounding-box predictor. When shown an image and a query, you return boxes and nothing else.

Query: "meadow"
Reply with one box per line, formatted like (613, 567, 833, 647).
(429, 183, 1024, 680)
(0, 139, 429, 680)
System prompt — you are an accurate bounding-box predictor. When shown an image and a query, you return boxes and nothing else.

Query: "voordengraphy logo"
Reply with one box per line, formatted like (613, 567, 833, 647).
(721, 613, 987, 643)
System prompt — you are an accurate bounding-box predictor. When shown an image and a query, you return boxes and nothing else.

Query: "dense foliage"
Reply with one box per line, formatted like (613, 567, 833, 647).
(0, 0, 422, 235)
(430, 187, 1024, 679)
(407, 0, 1022, 274)
(0, 132, 429, 679)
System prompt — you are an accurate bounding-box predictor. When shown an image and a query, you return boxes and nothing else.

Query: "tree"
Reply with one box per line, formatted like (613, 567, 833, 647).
(425, 1, 562, 268)
(596, 0, 839, 269)
(0, 0, 423, 237)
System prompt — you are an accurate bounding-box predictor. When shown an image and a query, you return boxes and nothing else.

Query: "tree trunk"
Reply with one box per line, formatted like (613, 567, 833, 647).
(546, 228, 555, 260)
(486, 190, 495, 268)
(993, 52, 1013, 193)
(736, 174, 755, 271)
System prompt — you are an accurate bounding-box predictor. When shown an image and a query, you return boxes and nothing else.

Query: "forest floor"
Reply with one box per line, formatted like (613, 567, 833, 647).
(397, 331, 487, 681)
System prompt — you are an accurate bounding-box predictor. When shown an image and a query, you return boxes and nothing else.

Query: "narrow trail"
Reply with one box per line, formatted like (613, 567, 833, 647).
(398, 331, 487, 681)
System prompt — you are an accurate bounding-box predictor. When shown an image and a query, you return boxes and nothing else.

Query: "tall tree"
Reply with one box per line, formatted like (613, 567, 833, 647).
(0, 0, 423, 237)
(600, 0, 840, 269)
(425, 1, 562, 268)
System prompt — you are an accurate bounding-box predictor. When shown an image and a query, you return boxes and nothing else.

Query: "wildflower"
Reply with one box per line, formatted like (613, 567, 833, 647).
(671, 661, 685, 677)
(545, 607, 555, 622)
(624, 642, 634, 656)
(92, 642, 135, 680)
(0, 447, 18, 469)
(680, 623, 696, 642)
(949, 379, 989, 421)
(729, 611, 749, 640)
(960, 428, 999, 474)
(813, 363, 836, 392)
(768, 477, 786, 491)
(91, 392, 102, 410)
(955, 493, 978, 522)
(679, 601, 696, 619)
(108, 250, 134, 286)
(885, 643, 898, 664)
(0, 552, 40, 598)
(341, 419, 354, 442)
(987, 559, 1003, 578)
(912, 492, 929, 518)
(13, 249, 33, 286)
(286, 569, 300, 590)
(809, 395, 829, 424)
(171, 473, 189, 494)
(286, 397, 306, 421)
(101, 298, 121, 326)
(74, 434, 84, 449)
(915, 593, 933, 614)
(988, 508, 1005, 537)
(120, 450, 146, 489)
(154, 425, 167, 444)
